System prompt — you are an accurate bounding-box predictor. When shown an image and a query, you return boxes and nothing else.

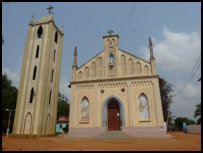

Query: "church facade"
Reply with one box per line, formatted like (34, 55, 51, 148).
(68, 32, 170, 138)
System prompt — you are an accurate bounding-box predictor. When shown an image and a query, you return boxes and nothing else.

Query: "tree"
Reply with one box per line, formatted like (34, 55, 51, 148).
(2, 74, 18, 110)
(57, 93, 69, 119)
(2, 74, 18, 133)
(194, 102, 201, 124)
(159, 77, 174, 123)
(175, 117, 195, 131)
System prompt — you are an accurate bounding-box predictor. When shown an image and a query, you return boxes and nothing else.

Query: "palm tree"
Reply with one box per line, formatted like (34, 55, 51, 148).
(194, 102, 201, 124)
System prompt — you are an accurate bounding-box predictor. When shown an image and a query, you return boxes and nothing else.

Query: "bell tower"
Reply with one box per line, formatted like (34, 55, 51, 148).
(103, 30, 119, 77)
(12, 8, 64, 136)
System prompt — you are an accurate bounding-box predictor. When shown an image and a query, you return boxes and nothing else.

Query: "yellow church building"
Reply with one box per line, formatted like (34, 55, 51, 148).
(68, 30, 170, 138)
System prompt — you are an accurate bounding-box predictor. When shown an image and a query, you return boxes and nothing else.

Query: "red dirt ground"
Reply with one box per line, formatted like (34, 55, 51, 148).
(2, 132, 201, 151)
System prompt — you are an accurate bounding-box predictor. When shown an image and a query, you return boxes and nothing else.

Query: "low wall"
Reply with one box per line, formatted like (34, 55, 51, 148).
(187, 125, 201, 134)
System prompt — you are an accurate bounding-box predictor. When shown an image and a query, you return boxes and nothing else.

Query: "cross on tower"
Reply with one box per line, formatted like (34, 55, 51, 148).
(47, 5, 54, 14)
(107, 29, 114, 36)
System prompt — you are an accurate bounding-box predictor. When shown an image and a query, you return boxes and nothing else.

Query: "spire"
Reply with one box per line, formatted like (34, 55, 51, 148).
(73, 46, 77, 67)
(149, 37, 155, 59)
(29, 14, 34, 24)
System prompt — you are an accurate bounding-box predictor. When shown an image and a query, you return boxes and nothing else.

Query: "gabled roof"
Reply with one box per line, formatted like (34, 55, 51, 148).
(77, 50, 104, 69)
(34, 15, 52, 24)
(77, 48, 150, 70)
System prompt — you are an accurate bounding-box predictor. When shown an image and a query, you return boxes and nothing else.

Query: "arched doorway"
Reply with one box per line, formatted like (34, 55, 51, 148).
(108, 100, 120, 130)
(102, 95, 125, 130)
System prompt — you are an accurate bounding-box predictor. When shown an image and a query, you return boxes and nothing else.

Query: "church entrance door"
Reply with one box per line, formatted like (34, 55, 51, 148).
(108, 101, 120, 130)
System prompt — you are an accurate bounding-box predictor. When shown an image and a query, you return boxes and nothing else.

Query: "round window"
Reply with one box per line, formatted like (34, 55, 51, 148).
(121, 88, 125, 93)
(100, 89, 104, 94)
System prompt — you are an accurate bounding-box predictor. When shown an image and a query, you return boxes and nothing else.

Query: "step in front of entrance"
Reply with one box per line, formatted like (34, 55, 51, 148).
(94, 130, 130, 139)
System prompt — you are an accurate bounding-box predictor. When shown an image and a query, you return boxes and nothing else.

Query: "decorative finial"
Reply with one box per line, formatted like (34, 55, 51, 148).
(47, 5, 54, 14)
(61, 24, 63, 32)
(31, 14, 34, 21)
(149, 37, 155, 59)
(107, 29, 114, 36)
(74, 46, 77, 56)
(149, 37, 152, 48)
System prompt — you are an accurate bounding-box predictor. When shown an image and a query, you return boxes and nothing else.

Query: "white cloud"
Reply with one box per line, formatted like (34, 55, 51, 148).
(141, 26, 201, 75)
(2, 67, 20, 88)
(59, 77, 70, 101)
(139, 27, 201, 121)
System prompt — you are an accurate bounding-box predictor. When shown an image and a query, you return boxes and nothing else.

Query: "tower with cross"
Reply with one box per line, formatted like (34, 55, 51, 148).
(12, 7, 64, 137)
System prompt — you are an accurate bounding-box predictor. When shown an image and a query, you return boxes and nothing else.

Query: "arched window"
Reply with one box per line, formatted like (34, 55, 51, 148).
(128, 58, 134, 75)
(33, 66, 37, 80)
(53, 50, 56, 62)
(97, 57, 103, 77)
(29, 88, 34, 103)
(109, 54, 114, 66)
(49, 90, 52, 105)
(136, 62, 141, 74)
(51, 69, 54, 82)
(37, 26, 43, 38)
(55, 31, 58, 43)
(85, 67, 89, 78)
(144, 65, 149, 74)
(138, 93, 150, 120)
(36, 45, 39, 58)
(90, 62, 96, 77)
(121, 55, 126, 75)
(80, 97, 89, 122)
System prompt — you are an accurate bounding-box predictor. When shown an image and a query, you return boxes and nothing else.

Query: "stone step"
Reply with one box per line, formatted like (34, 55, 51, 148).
(94, 130, 130, 139)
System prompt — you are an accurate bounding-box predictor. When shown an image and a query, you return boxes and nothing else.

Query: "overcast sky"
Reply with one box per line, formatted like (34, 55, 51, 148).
(2, 2, 201, 122)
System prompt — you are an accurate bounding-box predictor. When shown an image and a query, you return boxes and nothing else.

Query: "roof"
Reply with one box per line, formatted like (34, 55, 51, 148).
(34, 15, 53, 24)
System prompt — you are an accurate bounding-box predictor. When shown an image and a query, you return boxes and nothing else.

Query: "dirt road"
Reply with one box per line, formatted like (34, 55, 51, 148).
(2, 132, 201, 151)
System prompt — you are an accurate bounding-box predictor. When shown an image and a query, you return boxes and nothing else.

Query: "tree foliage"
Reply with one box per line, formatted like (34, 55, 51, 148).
(194, 102, 201, 124)
(175, 117, 195, 131)
(57, 93, 69, 119)
(2, 74, 18, 111)
(2, 74, 18, 133)
(159, 77, 174, 123)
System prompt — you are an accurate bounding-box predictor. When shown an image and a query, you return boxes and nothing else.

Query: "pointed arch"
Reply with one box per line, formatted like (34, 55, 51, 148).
(78, 71, 83, 80)
(102, 95, 125, 129)
(121, 55, 126, 75)
(109, 54, 114, 66)
(90, 62, 96, 78)
(37, 25, 43, 38)
(55, 31, 58, 43)
(138, 93, 150, 120)
(128, 58, 134, 75)
(136, 62, 141, 74)
(23, 113, 32, 134)
(80, 97, 89, 122)
(144, 65, 149, 75)
(97, 57, 103, 77)
(45, 114, 51, 134)
(84, 67, 89, 78)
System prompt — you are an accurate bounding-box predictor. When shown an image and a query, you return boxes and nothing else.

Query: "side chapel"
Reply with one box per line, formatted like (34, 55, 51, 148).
(68, 30, 170, 138)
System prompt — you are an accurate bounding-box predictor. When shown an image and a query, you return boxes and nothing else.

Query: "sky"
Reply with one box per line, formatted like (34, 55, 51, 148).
(2, 2, 201, 122)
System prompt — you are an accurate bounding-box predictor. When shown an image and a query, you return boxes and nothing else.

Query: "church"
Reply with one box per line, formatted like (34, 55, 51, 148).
(12, 7, 169, 138)
(68, 30, 170, 138)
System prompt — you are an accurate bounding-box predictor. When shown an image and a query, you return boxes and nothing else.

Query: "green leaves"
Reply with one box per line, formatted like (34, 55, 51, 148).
(194, 102, 201, 124)
(57, 93, 69, 119)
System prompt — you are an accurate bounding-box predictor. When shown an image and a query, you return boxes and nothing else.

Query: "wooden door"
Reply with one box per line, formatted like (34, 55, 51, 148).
(108, 101, 120, 130)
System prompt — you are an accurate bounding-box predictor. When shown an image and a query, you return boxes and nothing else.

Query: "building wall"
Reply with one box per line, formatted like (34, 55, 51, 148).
(69, 76, 163, 129)
(12, 15, 63, 136)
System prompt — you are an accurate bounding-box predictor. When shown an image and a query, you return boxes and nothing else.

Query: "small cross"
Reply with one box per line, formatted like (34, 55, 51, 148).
(107, 29, 114, 36)
(47, 5, 54, 14)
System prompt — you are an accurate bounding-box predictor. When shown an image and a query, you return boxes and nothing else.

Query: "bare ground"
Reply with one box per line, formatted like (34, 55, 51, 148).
(2, 132, 201, 151)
